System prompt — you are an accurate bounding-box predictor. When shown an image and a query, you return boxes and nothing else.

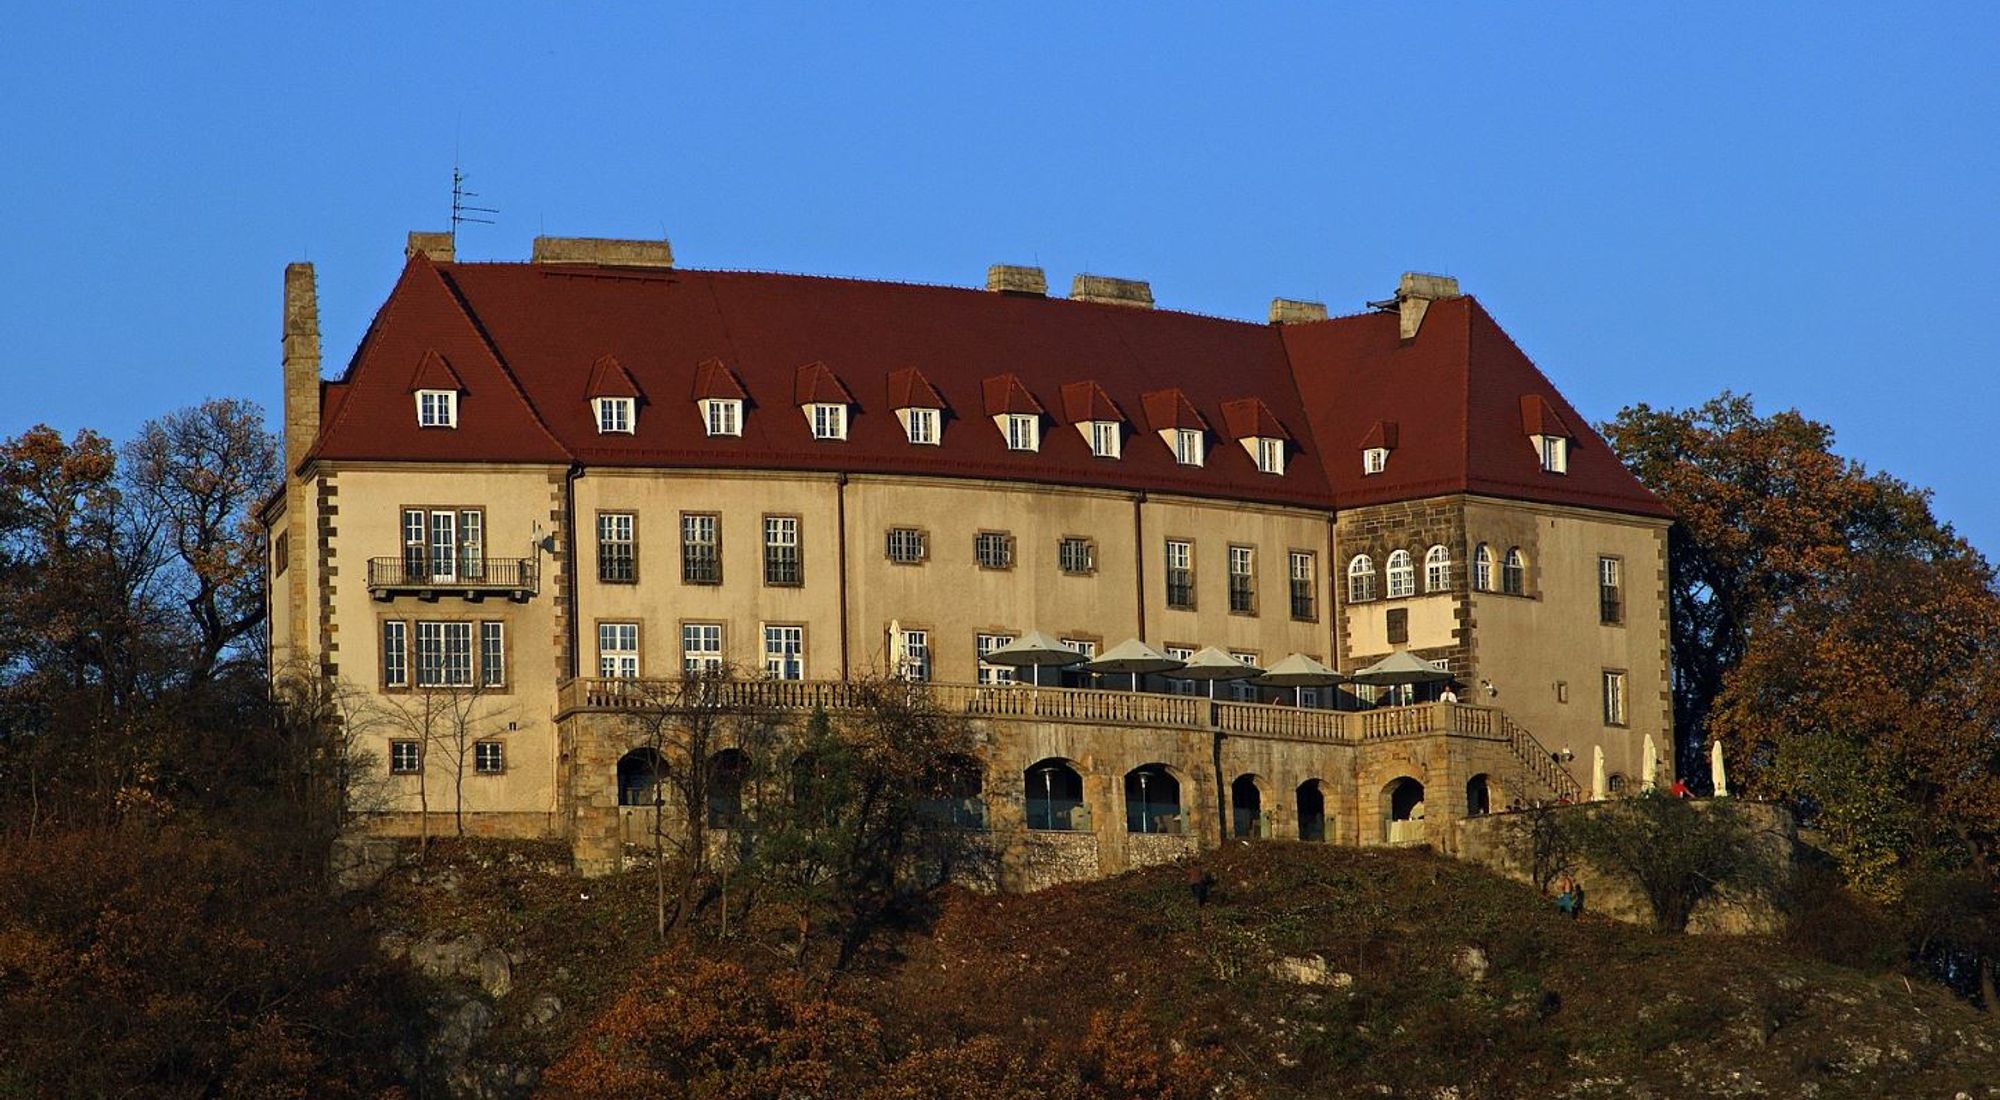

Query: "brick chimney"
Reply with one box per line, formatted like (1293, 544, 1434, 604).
(282, 263, 321, 475)
(986, 264, 1047, 295)
(1070, 274, 1153, 309)
(1268, 297, 1328, 324)
(406, 231, 455, 262)
(530, 236, 675, 268)
(1395, 272, 1460, 339)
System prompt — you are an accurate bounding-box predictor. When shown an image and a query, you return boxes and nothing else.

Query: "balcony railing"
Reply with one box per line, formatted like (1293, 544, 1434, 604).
(367, 557, 538, 599)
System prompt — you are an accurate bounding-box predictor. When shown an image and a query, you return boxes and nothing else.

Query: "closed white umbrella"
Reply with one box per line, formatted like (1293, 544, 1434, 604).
(1711, 740, 1730, 797)
(1084, 638, 1184, 690)
(1178, 646, 1263, 700)
(1591, 744, 1608, 802)
(1642, 733, 1659, 791)
(982, 629, 1087, 687)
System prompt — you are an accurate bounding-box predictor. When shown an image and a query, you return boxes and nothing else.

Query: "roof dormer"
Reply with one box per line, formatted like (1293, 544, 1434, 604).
(693, 358, 749, 438)
(983, 374, 1045, 452)
(410, 349, 464, 429)
(1520, 395, 1573, 475)
(888, 367, 948, 445)
(1221, 397, 1292, 476)
(585, 354, 642, 435)
(795, 362, 855, 442)
(1142, 389, 1208, 467)
(1360, 418, 1399, 476)
(1062, 381, 1125, 459)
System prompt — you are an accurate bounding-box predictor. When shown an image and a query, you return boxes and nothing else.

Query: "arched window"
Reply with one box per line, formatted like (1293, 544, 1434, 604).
(1425, 545, 1452, 592)
(617, 748, 664, 808)
(1231, 774, 1266, 838)
(1125, 764, 1183, 834)
(1502, 547, 1526, 596)
(1296, 780, 1327, 842)
(1473, 544, 1493, 591)
(706, 748, 747, 828)
(1347, 555, 1377, 603)
(923, 753, 986, 829)
(1025, 758, 1085, 831)
(1385, 550, 1414, 599)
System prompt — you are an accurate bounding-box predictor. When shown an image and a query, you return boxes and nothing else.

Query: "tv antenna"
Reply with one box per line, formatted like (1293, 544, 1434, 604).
(450, 165, 498, 241)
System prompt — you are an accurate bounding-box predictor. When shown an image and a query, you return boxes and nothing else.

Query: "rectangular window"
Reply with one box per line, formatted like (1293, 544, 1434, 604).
(905, 407, 939, 445)
(976, 633, 1017, 685)
(1386, 607, 1409, 646)
(595, 397, 634, 434)
(598, 513, 636, 583)
(390, 740, 421, 774)
(480, 621, 505, 688)
(1229, 651, 1259, 701)
(886, 527, 927, 564)
(1060, 638, 1098, 689)
(763, 624, 805, 680)
(474, 741, 505, 775)
(415, 622, 474, 687)
(1540, 435, 1569, 474)
(1255, 437, 1285, 475)
(1164, 645, 1197, 696)
(1289, 551, 1316, 621)
(1602, 669, 1627, 726)
(704, 399, 742, 437)
(273, 532, 289, 576)
(1363, 447, 1388, 475)
(417, 390, 457, 428)
(1005, 414, 1038, 452)
(681, 513, 720, 584)
(1165, 539, 1194, 609)
(1058, 537, 1095, 575)
(598, 622, 639, 679)
(683, 623, 724, 675)
(763, 516, 801, 586)
(402, 509, 427, 579)
(1173, 428, 1204, 466)
(1599, 556, 1624, 625)
(382, 620, 408, 687)
(400, 507, 485, 582)
(897, 628, 931, 682)
(1089, 421, 1120, 459)
(810, 403, 848, 441)
(458, 509, 483, 579)
(1227, 545, 1256, 614)
(974, 531, 1013, 570)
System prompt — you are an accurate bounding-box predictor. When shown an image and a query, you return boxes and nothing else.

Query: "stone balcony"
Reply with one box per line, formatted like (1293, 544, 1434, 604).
(366, 557, 538, 601)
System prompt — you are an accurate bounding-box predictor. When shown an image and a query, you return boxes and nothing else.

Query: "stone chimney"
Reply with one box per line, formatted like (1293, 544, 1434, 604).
(530, 236, 675, 268)
(1070, 274, 1154, 309)
(986, 264, 1047, 296)
(1396, 272, 1461, 339)
(282, 263, 321, 476)
(1269, 297, 1328, 325)
(406, 231, 455, 262)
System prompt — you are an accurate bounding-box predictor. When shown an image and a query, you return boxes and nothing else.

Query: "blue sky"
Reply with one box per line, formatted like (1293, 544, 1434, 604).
(3, 4, 1995, 550)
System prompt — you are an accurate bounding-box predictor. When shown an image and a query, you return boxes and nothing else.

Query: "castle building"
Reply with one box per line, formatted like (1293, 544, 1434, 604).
(264, 232, 1673, 881)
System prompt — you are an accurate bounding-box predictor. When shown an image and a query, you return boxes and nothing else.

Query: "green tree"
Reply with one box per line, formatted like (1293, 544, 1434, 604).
(1564, 792, 1776, 933)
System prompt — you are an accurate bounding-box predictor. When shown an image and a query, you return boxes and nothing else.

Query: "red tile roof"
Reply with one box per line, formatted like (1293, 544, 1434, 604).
(1061, 381, 1124, 424)
(409, 349, 464, 392)
(1360, 419, 1400, 450)
(306, 257, 1669, 518)
(1519, 394, 1572, 438)
(1220, 397, 1290, 441)
(793, 361, 855, 406)
(584, 354, 641, 399)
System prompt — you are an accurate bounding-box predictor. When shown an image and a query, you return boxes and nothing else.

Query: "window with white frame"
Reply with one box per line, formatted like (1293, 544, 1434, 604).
(974, 531, 1013, 570)
(415, 622, 475, 687)
(886, 527, 926, 564)
(1537, 435, 1569, 474)
(763, 624, 805, 680)
(474, 741, 505, 774)
(1164, 645, 1197, 696)
(681, 514, 721, 584)
(1425, 545, 1452, 593)
(1473, 543, 1494, 591)
(1004, 414, 1039, 452)
(594, 397, 635, 434)
(1254, 437, 1285, 475)
(763, 516, 801, 586)
(1502, 547, 1526, 596)
(897, 628, 930, 681)
(598, 513, 636, 583)
(479, 621, 505, 688)
(1386, 549, 1415, 599)
(905, 407, 939, 445)
(1602, 669, 1627, 726)
(701, 398, 742, 437)
(1088, 420, 1120, 459)
(400, 507, 485, 583)
(1164, 539, 1194, 609)
(1059, 637, 1098, 689)
(1229, 651, 1260, 701)
(1172, 428, 1204, 466)
(1599, 556, 1623, 624)
(1227, 545, 1256, 614)
(1347, 555, 1377, 603)
(417, 390, 457, 428)
(1363, 447, 1389, 475)
(683, 623, 724, 675)
(599, 622, 639, 678)
(390, 740, 421, 774)
(809, 402, 848, 441)
(976, 633, 1017, 685)
(382, 620, 408, 687)
(1289, 551, 1316, 620)
(1058, 536, 1095, 575)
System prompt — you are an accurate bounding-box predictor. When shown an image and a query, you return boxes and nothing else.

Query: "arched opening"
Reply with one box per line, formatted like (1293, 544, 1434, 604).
(1383, 776, 1426, 843)
(706, 748, 748, 828)
(617, 748, 664, 808)
(1296, 780, 1327, 842)
(1025, 758, 1086, 832)
(923, 753, 986, 829)
(1231, 774, 1266, 838)
(1466, 773, 1491, 816)
(1608, 772, 1627, 796)
(1125, 764, 1183, 834)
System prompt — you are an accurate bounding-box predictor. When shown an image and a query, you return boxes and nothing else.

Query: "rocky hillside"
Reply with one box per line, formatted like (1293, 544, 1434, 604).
(361, 839, 2000, 1099)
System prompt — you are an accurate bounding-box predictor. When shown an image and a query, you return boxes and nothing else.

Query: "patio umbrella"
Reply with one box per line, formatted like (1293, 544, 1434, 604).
(1252, 652, 1344, 705)
(1177, 646, 1264, 700)
(981, 629, 1087, 687)
(1084, 638, 1184, 690)
(1350, 650, 1452, 705)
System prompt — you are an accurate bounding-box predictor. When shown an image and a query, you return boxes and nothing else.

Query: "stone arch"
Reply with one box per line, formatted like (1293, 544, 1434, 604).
(1025, 757, 1086, 832)
(925, 752, 987, 829)
(1466, 773, 1491, 816)
(1125, 763, 1184, 835)
(1296, 779, 1328, 842)
(617, 748, 664, 808)
(1231, 774, 1267, 838)
(1382, 776, 1427, 843)
(706, 748, 748, 828)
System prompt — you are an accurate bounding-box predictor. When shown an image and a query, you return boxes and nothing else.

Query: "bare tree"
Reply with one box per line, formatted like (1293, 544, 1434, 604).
(372, 677, 514, 850)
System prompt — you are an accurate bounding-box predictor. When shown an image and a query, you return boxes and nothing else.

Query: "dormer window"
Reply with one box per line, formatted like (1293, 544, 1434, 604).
(808, 402, 848, 441)
(702, 398, 742, 437)
(417, 390, 457, 429)
(1087, 420, 1121, 459)
(1363, 447, 1389, 475)
(594, 397, 635, 434)
(904, 407, 940, 445)
(1172, 428, 1204, 467)
(1005, 413, 1039, 452)
(1520, 396, 1573, 476)
(1535, 435, 1568, 474)
(1253, 437, 1285, 475)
